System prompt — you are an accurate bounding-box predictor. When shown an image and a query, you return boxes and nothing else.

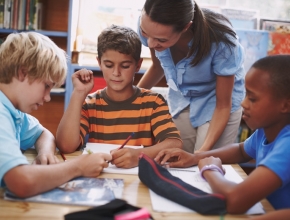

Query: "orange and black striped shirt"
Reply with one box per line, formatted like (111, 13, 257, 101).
(80, 87, 181, 147)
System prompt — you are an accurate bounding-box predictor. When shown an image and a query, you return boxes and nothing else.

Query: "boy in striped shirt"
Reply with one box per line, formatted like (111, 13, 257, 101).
(56, 25, 182, 168)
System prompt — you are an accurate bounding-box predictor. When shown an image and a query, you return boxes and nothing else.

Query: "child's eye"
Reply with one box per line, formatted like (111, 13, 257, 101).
(158, 39, 167, 43)
(105, 65, 113, 68)
(122, 66, 130, 69)
(248, 97, 256, 102)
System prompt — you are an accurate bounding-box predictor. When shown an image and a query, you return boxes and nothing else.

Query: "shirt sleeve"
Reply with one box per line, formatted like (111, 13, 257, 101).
(260, 131, 290, 186)
(243, 129, 258, 159)
(151, 94, 181, 143)
(19, 113, 44, 150)
(212, 37, 245, 76)
(0, 109, 29, 187)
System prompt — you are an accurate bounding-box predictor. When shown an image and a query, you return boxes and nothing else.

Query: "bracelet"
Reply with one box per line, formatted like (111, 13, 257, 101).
(200, 164, 225, 181)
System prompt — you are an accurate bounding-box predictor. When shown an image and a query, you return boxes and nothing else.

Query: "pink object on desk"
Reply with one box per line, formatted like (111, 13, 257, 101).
(114, 207, 151, 220)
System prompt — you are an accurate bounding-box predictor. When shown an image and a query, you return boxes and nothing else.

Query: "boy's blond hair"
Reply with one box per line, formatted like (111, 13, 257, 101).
(0, 32, 67, 87)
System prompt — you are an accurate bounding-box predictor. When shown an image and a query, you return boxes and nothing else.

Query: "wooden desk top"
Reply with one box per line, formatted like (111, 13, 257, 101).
(0, 149, 274, 220)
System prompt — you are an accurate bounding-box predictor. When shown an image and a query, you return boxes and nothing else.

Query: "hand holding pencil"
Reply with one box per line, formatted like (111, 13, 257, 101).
(110, 132, 140, 168)
(117, 132, 135, 150)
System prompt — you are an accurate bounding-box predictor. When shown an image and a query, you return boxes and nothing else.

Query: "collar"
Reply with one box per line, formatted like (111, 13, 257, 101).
(0, 90, 22, 120)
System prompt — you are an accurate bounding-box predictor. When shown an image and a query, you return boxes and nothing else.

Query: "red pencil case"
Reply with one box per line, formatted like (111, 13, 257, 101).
(138, 153, 227, 215)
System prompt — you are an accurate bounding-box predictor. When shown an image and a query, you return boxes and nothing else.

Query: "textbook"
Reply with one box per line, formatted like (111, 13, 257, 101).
(4, 177, 124, 206)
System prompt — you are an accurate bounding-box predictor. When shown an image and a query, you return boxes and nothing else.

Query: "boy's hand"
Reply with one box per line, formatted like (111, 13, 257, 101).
(78, 153, 112, 177)
(72, 68, 94, 95)
(154, 148, 196, 168)
(33, 153, 59, 165)
(110, 148, 140, 168)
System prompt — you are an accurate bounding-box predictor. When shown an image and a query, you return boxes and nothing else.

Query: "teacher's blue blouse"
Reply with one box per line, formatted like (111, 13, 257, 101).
(137, 22, 245, 127)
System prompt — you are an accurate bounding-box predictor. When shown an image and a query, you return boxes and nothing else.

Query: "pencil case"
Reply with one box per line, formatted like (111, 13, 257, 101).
(64, 198, 154, 220)
(138, 153, 227, 215)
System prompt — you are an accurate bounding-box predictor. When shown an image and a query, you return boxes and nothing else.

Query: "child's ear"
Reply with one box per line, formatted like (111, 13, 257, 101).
(281, 98, 290, 113)
(17, 67, 28, 82)
(135, 58, 143, 73)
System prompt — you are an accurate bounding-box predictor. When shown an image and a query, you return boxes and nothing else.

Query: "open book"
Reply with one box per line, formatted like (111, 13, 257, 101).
(4, 177, 124, 206)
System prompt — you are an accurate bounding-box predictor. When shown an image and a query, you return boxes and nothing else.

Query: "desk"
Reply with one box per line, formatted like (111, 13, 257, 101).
(0, 149, 274, 220)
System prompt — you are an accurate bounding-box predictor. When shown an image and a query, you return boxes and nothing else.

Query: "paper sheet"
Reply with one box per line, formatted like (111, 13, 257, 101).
(150, 165, 265, 215)
(83, 143, 143, 174)
(83, 143, 264, 215)
(83, 143, 198, 174)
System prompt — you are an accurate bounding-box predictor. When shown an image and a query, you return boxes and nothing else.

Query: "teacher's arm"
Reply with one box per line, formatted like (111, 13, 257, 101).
(137, 48, 165, 89)
(198, 74, 234, 151)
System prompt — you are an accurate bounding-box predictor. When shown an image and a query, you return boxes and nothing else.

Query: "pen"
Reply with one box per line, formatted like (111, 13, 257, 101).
(60, 152, 67, 162)
(117, 132, 135, 150)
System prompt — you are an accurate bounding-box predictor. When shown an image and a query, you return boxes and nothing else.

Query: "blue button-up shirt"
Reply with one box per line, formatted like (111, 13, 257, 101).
(138, 22, 245, 127)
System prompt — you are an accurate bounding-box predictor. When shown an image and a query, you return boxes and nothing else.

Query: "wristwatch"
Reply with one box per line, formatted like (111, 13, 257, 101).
(200, 164, 225, 181)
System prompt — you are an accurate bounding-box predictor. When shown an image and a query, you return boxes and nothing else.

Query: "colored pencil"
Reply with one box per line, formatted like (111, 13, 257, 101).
(60, 152, 67, 162)
(117, 132, 135, 150)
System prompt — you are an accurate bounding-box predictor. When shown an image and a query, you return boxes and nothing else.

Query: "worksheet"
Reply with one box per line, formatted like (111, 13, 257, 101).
(83, 143, 198, 174)
(83, 143, 143, 174)
(150, 165, 265, 215)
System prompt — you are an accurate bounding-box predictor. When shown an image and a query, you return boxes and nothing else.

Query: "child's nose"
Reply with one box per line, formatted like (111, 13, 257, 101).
(44, 92, 51, 102)
(113, 68, 121, 76)
(241, 98, 247, 109)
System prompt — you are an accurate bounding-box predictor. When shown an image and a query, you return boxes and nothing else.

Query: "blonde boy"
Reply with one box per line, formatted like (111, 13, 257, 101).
(0, 32, 111, 198)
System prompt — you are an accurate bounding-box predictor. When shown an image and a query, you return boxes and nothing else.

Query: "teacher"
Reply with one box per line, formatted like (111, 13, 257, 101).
(137, 0, 245, 153)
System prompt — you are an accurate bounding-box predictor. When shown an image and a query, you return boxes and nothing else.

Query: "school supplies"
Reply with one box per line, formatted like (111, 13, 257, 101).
(117, 132, 135, 150)
(83, 143, 143, 175)
(59, 152, 67, 161)
(138, 153, 227, 215)
(64, 198, 154, 220)
(138, 154, 265, 215)
(4, 177, 124, 206)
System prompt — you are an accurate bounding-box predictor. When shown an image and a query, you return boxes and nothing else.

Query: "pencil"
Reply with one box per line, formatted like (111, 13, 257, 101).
(117, 132, 135, 150)
(60, 152, 67, 162)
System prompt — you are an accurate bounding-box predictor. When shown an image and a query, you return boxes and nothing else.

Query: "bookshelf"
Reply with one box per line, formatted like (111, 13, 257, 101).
(0, 0, 73, 136)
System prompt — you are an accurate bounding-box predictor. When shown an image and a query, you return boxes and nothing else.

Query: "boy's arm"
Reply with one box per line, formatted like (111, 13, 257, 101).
(56, 69, 93, 153)
(3, 153, 112, 198)
(200, 157, 281, 214)
(33, 128, 59, 164)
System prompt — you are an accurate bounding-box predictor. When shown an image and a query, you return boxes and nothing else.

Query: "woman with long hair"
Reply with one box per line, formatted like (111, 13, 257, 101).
(137, 0, 245, 153)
